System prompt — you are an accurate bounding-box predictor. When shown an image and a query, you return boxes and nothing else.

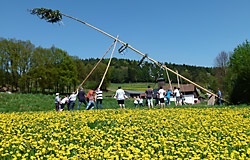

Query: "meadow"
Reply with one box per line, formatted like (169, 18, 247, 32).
(0, 92, 140, 112)
(0, 107, 250, 159)
(1, 85, 250, 159)
(0, 82, 179, 112)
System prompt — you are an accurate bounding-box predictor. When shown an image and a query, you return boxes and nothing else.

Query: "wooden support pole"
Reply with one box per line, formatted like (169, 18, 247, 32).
(165, 70, 173, 92)
(153, 75, 160, 89)
(74, 40, 115, 93)
(176, 70, 180, 88)
(98, 35, 119, 89)
(62, 13, 229, 103)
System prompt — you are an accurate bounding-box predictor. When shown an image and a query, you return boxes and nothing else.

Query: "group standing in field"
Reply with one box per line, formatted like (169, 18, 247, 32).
(54, 85, 181, 111)
(54, 87, 100, 111)
(54, 85, 222, 111)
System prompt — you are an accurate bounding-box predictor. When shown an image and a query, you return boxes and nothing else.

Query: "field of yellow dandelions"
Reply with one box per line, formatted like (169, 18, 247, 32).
(0, 107, 250, 159)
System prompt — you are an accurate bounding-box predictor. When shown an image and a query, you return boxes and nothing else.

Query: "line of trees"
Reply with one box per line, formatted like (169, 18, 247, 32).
(1, 37, 249, 104)
(0, 37, 220, 96)
(215, 40, 250, 104)
(0, 38, 109, 93)
(0, 38, 78, 93)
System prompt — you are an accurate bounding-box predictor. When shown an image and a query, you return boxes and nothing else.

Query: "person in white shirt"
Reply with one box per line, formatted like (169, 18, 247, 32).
(174, 87, 181, 106)
(158, 86, 166, 109)
(115, 86, 126, 109)
(69, 89, 78, 111)
(139, 97, 144, 107)
(60, 96, 69, 111)
(95, 88, 103, 109)
(134, 97, 138, 108)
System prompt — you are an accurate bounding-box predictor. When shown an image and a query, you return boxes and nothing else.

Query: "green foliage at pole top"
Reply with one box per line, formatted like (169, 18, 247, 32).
(29, 8, 62, 23)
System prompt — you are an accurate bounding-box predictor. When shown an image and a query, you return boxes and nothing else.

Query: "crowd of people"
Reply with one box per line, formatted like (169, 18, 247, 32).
(54, 87, 103, 111)
(54, 86, 222, 111)
(145, 85, 186, 109)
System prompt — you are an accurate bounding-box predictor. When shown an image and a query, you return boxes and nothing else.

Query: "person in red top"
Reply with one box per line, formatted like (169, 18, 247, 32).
(86, 90, 95, 110)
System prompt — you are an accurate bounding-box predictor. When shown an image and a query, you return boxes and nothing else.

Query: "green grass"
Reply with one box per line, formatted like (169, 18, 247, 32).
(0, 92, 238, 113)
(0, 92, 142, 112)
(0, 93, 55, 112)
(109, 82, 156, 92)
(0, 82, 237, 112)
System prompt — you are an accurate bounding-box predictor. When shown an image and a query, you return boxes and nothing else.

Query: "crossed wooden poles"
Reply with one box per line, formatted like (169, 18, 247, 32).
(30, 9, 229, 103)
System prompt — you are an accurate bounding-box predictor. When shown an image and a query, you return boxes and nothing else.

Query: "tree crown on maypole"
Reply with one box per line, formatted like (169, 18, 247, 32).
(29, 8, 62, 23)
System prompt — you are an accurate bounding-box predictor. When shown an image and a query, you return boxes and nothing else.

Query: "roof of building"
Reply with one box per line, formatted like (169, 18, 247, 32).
(164, 84, 197, 92)
(125, 90, 145, 94)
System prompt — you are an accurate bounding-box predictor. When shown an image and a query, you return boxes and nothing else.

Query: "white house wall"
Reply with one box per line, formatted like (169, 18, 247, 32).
(169, 94, 195, 104)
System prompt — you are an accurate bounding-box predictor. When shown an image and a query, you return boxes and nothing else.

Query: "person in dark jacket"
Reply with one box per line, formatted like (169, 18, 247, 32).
(77, 88, 87, 110)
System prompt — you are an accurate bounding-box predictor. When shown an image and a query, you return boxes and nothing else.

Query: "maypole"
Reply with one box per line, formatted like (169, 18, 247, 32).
(29, 8, 229, 103)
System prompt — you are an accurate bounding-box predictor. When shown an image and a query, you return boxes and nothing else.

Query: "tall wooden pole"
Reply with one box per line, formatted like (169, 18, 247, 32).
(176, 70, 180, 88)
(61, 13, 229, 103)
(165, 70, 173, 92)
(98, 35, 119, 89)
(74, 40, 115, 93)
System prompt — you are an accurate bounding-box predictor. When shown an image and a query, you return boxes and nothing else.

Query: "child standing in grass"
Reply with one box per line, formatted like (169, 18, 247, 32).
(134, 97, 138, 108)
(139, 97, 144, 107)
(158, 86, 166, 109)
(166, 89, 172, 106)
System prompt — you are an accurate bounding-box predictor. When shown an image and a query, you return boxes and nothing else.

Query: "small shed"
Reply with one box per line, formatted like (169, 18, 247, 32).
(124, 90, 146, 98)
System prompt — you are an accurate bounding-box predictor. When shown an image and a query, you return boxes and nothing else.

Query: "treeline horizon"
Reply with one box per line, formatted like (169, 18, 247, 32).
(0, 37, 218, 94)
(0, 38, 219, 92)
(2, 37, 249, 105)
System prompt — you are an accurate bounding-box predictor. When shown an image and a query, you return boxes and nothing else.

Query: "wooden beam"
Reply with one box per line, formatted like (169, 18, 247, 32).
(165, 70, 173, 92)
(176, 70, 180, 88)
(74, 40, 115, 93)
(98, 35, 119, 89)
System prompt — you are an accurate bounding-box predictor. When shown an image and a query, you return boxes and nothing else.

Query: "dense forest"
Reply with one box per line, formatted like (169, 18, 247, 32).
(0, 37, 249, 104)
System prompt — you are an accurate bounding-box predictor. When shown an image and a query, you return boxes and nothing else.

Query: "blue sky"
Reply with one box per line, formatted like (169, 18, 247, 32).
(1, 0, 250, 67)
